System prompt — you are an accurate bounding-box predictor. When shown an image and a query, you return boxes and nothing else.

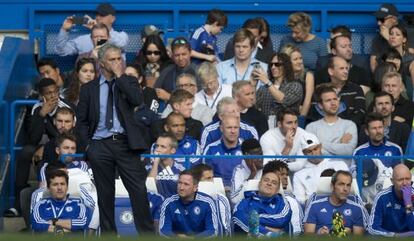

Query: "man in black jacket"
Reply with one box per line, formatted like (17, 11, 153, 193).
(77, 44, 154, 233)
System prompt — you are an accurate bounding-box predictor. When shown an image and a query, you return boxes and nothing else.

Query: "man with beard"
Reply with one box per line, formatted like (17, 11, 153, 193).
(359, 91, 410, 151)
(353, 113, 402, 169)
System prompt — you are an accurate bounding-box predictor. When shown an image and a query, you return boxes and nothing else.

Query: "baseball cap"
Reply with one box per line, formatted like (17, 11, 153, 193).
(373, 3, 398, 19)
(301, 132, 320, 150)
(362, 159, 379, 187)
(96, 3, 116, 16)
(141, 25, 163, 38)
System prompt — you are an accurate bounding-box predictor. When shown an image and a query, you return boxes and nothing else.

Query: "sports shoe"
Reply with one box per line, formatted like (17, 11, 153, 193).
(3, 208, 20, 217)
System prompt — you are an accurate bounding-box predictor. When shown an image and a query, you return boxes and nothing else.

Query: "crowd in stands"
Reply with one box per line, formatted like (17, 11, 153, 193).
(4, 2, 414, 238)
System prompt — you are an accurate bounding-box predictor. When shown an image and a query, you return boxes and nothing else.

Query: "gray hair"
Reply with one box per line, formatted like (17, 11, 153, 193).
(176, 73, 197, 86)
(98, 43, 121, 63)
(216, 97, 237, 115)
(232, 80, 251, 98)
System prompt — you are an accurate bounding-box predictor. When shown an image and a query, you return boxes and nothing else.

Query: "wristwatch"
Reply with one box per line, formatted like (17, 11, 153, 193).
(52, 218, 58, 226)
(265, 82, 273, 88)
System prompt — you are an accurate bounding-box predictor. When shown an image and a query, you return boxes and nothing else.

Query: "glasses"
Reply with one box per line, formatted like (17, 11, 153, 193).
(145, 50, 161, 56)
(178, 83, 196, 89)
(271, 62, 283, 68)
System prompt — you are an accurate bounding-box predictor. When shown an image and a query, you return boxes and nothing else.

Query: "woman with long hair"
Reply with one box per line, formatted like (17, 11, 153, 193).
(65, 57, 96, 105)
(253, 52, 303, 126)
(280, 44, 315, 119)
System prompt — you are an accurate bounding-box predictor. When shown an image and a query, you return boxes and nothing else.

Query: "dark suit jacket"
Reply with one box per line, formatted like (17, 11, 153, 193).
(77, 74, 149, 151)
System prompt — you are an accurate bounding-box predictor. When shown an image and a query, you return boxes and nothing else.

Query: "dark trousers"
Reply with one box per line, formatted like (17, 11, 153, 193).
(14, 144, 37, 211)
(86, 136, 154, 234)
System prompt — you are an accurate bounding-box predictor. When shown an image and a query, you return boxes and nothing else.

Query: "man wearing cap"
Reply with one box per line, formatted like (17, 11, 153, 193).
(368, 164, 414, 237)
(361, 158, 392, 208)
(306, 84, 358, 167)
(370, 3, 414, 72)
(230, 138, 264, 205)
(56, 3, 128, 56)
(293, 132, 349, 205)
(304, 170, 367, 235)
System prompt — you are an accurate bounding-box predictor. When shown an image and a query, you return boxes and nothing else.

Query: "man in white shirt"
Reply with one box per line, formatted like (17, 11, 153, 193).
(260, 108, 312, 172)
(293, 132, 349, 205)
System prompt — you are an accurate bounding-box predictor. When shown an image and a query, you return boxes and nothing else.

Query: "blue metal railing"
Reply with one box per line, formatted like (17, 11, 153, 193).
(8, 99, 38, 206)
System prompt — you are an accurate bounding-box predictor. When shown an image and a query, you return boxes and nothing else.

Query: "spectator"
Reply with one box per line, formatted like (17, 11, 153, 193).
(154, 37, 201, 99)
(279, 12, 328, 71)
(31, 170, 92, 233)
(315, 35, 372, 94)
(293, 132, 349, 205)
(162, 113, 201, 168)
(359, 91, 410, 152)
(309, 56, 366, 127)
(280, 44, 315, 118)
(386, 24, 414, 100)
(161, 73, 215, 125)
(256, 17, 274, 55)
(260, 108, 312, 172)
(233, 171, 292, 237)
(306, 84, 358, 166)
(203, 115, 243, 189)
(65, 57, 96, 105)
(368, 164, 414, 237)
(159, 170, 218, 238)
(151, 89, 203, 141)
(37, 58, 69, 91)
(148, 133, 183, 198)
(232, 80, 268, 136)
(304, 170, 366, 235)
(353, 112, 403, 169)
(200, 97, 258, 151)
(381, 71, 414, 126)
(75, 23, 113, 64)
(190, 9, 227, 64)
(224, 18, 273, 63)
(56, 3, 128, 56)
(194, 61, 232, 111)
(135, 34, 171, 87)
(370, 3, 414, 73)
(255, 52, 303, 126)
(230, 139, 264, 205)
(77, 44, 154, 233)
(217, 29, 267, 87)
(124, 63, 162, 115)
(373, 59, 398, 93)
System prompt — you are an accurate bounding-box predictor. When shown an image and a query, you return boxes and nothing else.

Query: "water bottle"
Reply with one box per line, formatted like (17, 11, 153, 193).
(248, 209, 259, 237)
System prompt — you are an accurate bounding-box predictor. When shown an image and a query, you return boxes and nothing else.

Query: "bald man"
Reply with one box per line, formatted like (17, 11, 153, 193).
(368, 164, 414, 237)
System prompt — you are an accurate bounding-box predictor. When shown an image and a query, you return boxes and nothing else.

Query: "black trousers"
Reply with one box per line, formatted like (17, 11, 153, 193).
(86, 136, 154, 234)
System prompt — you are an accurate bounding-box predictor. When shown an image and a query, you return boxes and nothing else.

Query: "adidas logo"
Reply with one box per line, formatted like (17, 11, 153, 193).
(320, 208, 327, 213)
(175, 209, 181, 214)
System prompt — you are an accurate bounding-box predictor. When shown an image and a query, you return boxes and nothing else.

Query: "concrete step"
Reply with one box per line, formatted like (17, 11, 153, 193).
(1, 217, 26, 232)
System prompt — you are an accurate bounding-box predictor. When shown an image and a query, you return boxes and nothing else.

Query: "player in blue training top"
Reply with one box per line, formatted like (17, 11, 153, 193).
(233, 171, 292, 237)
(159, 170, 218, 238)
(200, 97, 258, 151)
(190, 9, 227, 64)
(304, 170, 367, 236)
(148, 133, 185, 198)
(353, 113, 402, 170)
(368, 164, 414, 237)
(31, 169, 92, 233)
(203, 115, 244, 188)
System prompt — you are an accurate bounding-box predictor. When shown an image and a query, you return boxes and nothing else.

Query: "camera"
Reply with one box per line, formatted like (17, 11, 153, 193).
(97, 39, 107, 46)
(201, 44, 215, 55)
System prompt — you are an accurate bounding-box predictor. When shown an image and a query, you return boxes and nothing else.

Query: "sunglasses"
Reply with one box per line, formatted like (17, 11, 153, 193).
(145, 50, 161, 56)
(271, 62, 283, 67)
(172, 38, 188, 46)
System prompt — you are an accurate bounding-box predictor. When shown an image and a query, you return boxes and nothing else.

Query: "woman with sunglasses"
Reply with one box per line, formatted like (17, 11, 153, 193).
(281, 44, 315, 121)
(254, 52, 303, 126)
(135, 34, 171, 87)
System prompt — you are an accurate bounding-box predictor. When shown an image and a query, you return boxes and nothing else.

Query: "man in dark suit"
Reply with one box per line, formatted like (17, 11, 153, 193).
(77, 44, 154, 233)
